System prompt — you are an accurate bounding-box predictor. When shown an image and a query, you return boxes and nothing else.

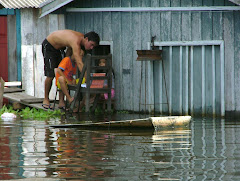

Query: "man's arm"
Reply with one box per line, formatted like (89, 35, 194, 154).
(72, 46, 84, 72)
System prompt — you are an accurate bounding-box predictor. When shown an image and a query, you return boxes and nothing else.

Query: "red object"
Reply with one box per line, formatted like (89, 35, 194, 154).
(90, 73, 105, 88)
(0, 16, 8, 82)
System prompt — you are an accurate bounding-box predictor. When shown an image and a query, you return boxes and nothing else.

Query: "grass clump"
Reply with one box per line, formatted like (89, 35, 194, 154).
(0, 105, 63, 119)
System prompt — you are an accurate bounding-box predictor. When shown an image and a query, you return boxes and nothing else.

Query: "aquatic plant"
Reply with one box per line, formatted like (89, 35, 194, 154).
(0, 105, 63, 119)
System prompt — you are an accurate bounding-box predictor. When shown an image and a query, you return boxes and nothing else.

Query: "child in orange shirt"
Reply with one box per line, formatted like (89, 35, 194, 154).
(55, 54, 77, 109)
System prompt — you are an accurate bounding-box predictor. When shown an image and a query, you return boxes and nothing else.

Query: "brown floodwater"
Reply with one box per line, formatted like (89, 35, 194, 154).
(1, 113, 240, 180)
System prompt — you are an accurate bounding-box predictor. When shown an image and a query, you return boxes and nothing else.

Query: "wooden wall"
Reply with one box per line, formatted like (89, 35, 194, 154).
(64, 0, 240, 116)
(21, 9, 65, 98)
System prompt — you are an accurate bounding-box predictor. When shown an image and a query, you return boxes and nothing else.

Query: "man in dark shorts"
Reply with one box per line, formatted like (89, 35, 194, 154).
(42, 39, 65, 78)
(41, 30, 100, 109)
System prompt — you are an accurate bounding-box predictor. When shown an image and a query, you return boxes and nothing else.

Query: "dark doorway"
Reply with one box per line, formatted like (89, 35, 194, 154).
(92, 45, 110, 55)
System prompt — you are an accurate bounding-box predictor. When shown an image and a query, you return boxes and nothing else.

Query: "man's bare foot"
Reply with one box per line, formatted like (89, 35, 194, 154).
(43, 99, 50, 106)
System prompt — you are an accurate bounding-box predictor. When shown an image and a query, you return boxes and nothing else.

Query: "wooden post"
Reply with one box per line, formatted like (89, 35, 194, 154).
(85, 54, 91, 112)
(0, 77, 5, 108)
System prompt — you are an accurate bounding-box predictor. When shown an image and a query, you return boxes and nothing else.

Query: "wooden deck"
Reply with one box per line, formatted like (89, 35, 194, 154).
(3, 87, 58, 110)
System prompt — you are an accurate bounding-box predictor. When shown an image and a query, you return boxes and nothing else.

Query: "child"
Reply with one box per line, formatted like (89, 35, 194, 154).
(55, 54, 77, 110)
(99, 59, 115, 100)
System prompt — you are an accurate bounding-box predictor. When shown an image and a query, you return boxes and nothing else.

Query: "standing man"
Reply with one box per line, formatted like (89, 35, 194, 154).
(42, 30, 100, 109)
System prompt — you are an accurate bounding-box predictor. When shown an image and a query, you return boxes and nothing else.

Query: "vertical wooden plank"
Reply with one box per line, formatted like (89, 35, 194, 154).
(184, 46, 189, 115)
(169, 46, 173, 115)
(202, 14, 213, 40)
(58, 14, 65, 30)
(151, 0, 161, 113)
(138, 3, 147, 111)
(212, 45, 216, 116)
(22, 45, 34, 96)
(93, 0, 103, 40)
(205, 45, 214, 116)
(234, 11, 240, 111)
(49, 14, 59, 34)
(153, 60, 163, 113)
(66, 12, 76, 30)
(181, 0, 192, 41)
(121, 0, 132, 110)
(212, 10, 222, 114)
(190, 46, 194, 115)
(21, 9, 34, 96)
(213, 0, 224, 52)
(16, 9, 21, 82)
(160, 0, 171, 114)
(140, 0, 153, 112)
(34, 10, 47, 45)
(7, 15, 17, 82)
(179, 46, 183, 115)
(214, 0, 224, 6)
(84, 12, 93, 33)
(192, 0, 202, 41)
(172, 46, 180, 115)
(220, 42, 225, 117)
(0, 16, 8, 82)
(143, 0, 154, 112)
(203, 0, 213, 6)
(34, 45, 45, 98)
(171, 0, 181, 41)
(76, 13, 85, 33)
(112, 1, 122, 110)
(163, 46, 170, 114)
(21, 9, 34, 45)
(132, 0, 142, 112)
(193, 46, 202, 116)
(224, 11, 235, 112)
(102, 1, 112, 41)
(170, 0, 182, 115)
(202, 46, 206, 116)
(214, 45, 221, 115)
(181, 0, 191, 115)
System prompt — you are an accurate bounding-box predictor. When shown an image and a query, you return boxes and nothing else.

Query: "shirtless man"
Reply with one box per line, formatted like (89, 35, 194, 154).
(42, 30, 100, 109)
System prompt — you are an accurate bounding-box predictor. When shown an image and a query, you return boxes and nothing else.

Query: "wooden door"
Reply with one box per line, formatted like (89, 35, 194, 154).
(0, 16, 8, 82)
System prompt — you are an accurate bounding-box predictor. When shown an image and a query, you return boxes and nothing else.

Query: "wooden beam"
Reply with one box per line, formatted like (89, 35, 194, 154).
(67, 6, 240, 13)
(4, 81, 21, 87)
(39, 0, 73, 18)
(229, 0, 240, 5)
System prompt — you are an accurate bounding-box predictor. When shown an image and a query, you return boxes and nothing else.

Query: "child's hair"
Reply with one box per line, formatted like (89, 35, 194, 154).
(84, 31, 100, 45)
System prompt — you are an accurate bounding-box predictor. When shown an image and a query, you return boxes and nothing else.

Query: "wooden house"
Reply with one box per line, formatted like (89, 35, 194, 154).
(1, 0, 240, 117)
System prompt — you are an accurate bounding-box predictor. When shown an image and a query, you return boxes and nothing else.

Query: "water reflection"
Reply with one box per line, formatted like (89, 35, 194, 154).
(1, 117, 240, 180)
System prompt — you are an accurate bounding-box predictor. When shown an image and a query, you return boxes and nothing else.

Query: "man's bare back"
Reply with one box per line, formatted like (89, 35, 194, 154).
(46, 30, 83, 50)
(46, 30, 98, 72)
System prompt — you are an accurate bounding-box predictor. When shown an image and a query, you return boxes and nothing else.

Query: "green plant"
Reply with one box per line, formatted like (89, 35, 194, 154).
(0, 105, 18, 115)
(0, 105, 63, 119)
(116, 110, 130, 114)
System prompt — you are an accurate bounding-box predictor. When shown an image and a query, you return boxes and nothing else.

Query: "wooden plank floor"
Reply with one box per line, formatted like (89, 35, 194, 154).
(3, 88, 58, 110)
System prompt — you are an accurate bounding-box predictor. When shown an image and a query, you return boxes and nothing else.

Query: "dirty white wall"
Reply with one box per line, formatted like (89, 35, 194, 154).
(21, 8, 65, 99)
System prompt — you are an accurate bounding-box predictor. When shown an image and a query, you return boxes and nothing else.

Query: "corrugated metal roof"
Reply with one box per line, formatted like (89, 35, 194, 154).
(0, 0, 51, 9)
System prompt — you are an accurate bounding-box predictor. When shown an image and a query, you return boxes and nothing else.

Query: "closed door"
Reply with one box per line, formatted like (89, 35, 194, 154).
(0, 16, 8, 82)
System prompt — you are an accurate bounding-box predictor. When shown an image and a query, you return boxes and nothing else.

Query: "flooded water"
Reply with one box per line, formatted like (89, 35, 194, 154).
(1, 114, 240, 180)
